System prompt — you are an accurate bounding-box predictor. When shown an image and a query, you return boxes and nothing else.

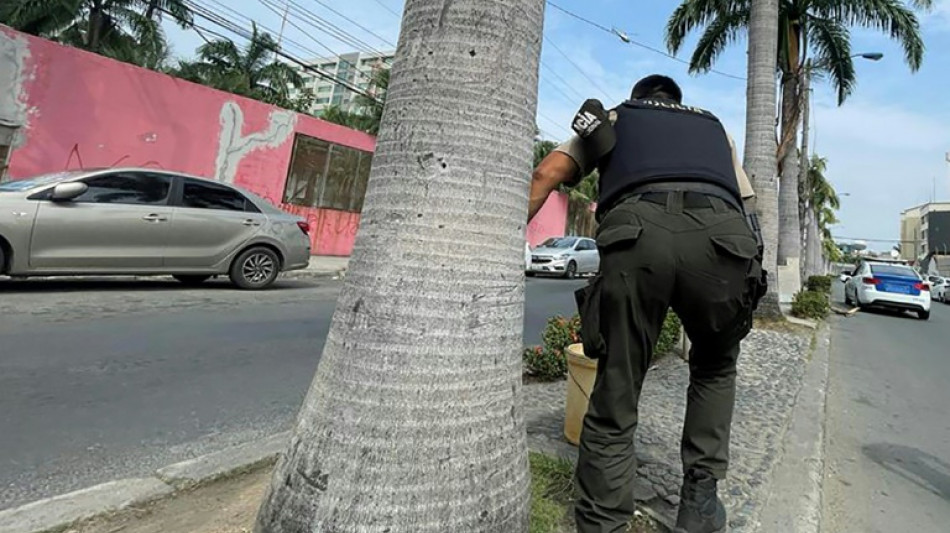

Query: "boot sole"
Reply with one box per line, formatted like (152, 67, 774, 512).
(673, 528, 726, 533)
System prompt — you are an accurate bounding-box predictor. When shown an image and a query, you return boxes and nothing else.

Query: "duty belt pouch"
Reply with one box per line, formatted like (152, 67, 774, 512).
(574, 277, 606, 359)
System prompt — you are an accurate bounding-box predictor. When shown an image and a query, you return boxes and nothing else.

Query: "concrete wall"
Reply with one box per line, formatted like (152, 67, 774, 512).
(0, 26, 568, 255)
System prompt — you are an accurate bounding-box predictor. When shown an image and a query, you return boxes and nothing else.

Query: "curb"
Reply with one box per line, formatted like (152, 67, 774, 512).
(0, 432, 290, 533)
(755, 321, 831, 532)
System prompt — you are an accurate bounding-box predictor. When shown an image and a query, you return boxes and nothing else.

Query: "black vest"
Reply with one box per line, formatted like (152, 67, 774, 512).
(596, 98, 740, 217)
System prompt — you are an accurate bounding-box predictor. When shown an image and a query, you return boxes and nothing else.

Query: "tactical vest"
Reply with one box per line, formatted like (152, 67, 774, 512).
(596, 98, 740, 217)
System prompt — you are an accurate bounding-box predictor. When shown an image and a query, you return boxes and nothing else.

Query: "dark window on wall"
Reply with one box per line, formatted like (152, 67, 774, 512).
(0, 125, 15, 182)
(283, 133, 373, 213)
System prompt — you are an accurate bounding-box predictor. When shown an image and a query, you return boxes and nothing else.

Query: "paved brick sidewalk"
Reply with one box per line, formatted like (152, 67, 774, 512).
(524, 328, 813, 531)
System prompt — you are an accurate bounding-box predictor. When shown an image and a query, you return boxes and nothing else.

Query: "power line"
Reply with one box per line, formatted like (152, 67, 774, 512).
(169, 2, 382, 103)
(545, 0, 745, 82)
(262, 0, 386, 59)
(543, 36, 615, 102)
(369, 0, 402, 18)
(539, 60, 587, 102)
(305, 0, 397, 49)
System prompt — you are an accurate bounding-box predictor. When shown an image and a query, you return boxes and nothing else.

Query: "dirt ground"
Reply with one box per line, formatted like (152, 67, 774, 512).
(66, 468, 270, 533)
(65, 466, 663, 533)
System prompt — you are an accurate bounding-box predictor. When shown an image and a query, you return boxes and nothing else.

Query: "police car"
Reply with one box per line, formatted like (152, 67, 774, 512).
(843, 260, 931, 320)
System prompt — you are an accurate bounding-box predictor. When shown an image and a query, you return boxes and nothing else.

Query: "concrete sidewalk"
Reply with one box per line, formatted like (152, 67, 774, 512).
(282, 255, 349, 280)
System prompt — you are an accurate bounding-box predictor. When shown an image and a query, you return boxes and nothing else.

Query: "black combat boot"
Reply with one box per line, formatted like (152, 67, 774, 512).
(674, 468, 727, 533)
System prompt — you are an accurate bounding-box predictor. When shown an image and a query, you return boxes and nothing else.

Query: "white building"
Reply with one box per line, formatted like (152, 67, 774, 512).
(299, 51, 394, 114)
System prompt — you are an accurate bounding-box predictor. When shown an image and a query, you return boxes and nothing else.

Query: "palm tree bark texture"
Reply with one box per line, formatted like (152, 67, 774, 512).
(742, 0, 782, 317)
(254, 1, 545, 532)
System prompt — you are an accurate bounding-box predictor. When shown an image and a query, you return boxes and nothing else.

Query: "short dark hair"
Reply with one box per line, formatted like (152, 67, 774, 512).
(631, 75, 683, 103)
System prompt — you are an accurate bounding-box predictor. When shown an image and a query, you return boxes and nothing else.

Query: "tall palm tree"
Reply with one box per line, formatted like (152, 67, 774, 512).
(803, 154, 841, 274)
(0, 0, 191, 69)
(740, 0, 782, 316)
(253, 0, 545, 530)
(173, 24, 310, 113)
(666, 0, 932, 273)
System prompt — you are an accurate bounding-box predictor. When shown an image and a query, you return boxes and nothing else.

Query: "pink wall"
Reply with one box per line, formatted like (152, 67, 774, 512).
(1, 26, 374, 256)
(0, 26, 569, 256)
(527, 192, 568, 247)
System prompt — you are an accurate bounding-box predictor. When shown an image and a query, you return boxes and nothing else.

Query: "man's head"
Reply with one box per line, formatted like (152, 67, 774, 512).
(631, 75, 682, 103)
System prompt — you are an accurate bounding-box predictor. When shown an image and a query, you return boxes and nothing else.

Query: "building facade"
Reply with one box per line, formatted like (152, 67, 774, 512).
(301, 51, 394, 114)
(900, 202, 950, 263)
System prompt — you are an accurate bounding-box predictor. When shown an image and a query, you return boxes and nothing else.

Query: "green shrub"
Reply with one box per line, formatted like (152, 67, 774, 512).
(524, 312, 681, 380)
(791, 290, 830, 319)
(523, 345, 568, 381)
(806, 275, 834, 294)
(656, 312, 683, 357)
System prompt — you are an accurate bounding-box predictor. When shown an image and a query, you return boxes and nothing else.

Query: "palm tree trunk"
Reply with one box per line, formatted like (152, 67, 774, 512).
(88, 1, 104, 52)
(777, 73, 802, 270)
(808, 208, 823, 275)
(797, 66, 811, 282)
(743, 0, 782, 317)
(254, 1, 544, 531)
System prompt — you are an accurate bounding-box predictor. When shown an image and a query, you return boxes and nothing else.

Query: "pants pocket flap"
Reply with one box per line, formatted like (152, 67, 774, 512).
(596, 224, 643, 250)
(710, 234, 759, 260)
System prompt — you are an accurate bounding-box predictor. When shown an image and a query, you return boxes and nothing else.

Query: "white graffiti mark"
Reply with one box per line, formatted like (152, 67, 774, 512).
(0, 29, 33, 147)
(214, 101, 297, 184)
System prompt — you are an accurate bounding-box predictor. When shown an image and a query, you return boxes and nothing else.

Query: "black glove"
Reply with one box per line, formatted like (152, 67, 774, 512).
(572, 99, 615, 162)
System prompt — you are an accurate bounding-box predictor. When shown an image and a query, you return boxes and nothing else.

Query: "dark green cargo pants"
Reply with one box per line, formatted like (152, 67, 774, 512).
(573, 191, 764, 533)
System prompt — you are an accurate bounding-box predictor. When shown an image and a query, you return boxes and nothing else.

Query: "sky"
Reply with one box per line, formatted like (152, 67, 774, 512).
(163, 0, 950, 247)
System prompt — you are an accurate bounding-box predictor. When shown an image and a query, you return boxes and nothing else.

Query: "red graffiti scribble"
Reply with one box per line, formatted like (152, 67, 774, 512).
(64, 143, 166, 171)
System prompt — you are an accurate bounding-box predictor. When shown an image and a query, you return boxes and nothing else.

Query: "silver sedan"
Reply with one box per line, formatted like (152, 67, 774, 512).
(0, 168, 311, 289)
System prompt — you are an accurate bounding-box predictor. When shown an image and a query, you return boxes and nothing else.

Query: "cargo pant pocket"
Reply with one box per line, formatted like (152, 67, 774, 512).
(575, 276, 606, 360)
(708, 233, 761, 349)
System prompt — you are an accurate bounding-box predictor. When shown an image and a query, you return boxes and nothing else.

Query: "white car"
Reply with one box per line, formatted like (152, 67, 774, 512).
(927, 276, 948, 303)
(527, 236, 599, 279)
(843, 261, 931, 320)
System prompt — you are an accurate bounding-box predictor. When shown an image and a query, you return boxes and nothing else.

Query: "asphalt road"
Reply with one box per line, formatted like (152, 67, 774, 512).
(0, 275, 585, 510)
(822, 281, 950, 532)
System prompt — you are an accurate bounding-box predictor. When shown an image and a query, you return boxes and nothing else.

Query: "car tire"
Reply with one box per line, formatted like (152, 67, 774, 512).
(565, 261, 577, 280)
(174, 275, 212, 286)
(526, 271, 536, 277)
(230, 247, 280, 290)
(844, 289, 852, 306)
(918, 310, 930, 320)
(0, 245, 6, 275)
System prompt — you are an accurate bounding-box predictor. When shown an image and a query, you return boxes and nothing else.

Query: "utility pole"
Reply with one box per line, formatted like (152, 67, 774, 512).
(274, 0, 290, 62)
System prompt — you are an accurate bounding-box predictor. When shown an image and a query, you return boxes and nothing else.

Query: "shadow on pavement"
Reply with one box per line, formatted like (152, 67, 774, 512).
(855, 307, 922, 321)
(864, 443, 950, 501)
(0, 277, 314, 294)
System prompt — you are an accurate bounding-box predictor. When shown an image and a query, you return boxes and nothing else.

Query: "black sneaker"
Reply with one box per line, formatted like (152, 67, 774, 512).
(673, 468, 727, 533)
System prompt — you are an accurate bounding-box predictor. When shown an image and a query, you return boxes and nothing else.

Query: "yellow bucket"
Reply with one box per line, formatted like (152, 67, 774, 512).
(564, 343, 598, 446)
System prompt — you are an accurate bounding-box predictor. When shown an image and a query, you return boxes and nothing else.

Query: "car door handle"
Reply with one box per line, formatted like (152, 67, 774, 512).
(142, 214, 168, 222)
(243, 219, 262, 226)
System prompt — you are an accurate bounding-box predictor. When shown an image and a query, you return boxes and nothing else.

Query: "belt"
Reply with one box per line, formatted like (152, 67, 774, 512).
(640, 191, 735, 210)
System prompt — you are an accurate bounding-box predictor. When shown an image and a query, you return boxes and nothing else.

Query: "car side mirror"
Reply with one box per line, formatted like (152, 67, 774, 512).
(50, 182, 88, 202)
(839, 274, 852, 282)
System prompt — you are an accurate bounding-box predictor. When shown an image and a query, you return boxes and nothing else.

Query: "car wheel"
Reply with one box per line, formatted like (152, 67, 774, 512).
(918, 310, 930, 320)
(230, 247, 280, 290)
(174, 275, 212, 286)
(844, 288, 852, 306)
(526, 271, 536, 277)
(565, 261, 577, 280)
(0, 245, 6, 275)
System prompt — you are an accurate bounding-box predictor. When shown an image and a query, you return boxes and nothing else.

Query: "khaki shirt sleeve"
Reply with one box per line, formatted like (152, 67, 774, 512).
(552, 110, 618, 185)
(728, 133, 756, 200)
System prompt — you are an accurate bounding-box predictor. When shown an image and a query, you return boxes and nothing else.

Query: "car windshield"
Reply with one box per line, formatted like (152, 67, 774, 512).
(870, 264, 918, 278)
(0, 171, 87, 192)
(541, 237, 577, 249)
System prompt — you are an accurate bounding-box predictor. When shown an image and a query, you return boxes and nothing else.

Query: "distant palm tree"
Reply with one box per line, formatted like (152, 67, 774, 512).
(803, 155, 842, 272)
(666, 0, 932, 270)
(172, 24, 310, 113)
(0, 0, 191, 69)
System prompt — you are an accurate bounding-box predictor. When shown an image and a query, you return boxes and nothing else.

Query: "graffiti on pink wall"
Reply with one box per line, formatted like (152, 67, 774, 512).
(0, 26, 569, 256)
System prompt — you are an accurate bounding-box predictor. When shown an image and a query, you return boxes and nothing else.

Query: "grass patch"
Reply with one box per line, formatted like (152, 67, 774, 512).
(530, 452, 575, 533)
